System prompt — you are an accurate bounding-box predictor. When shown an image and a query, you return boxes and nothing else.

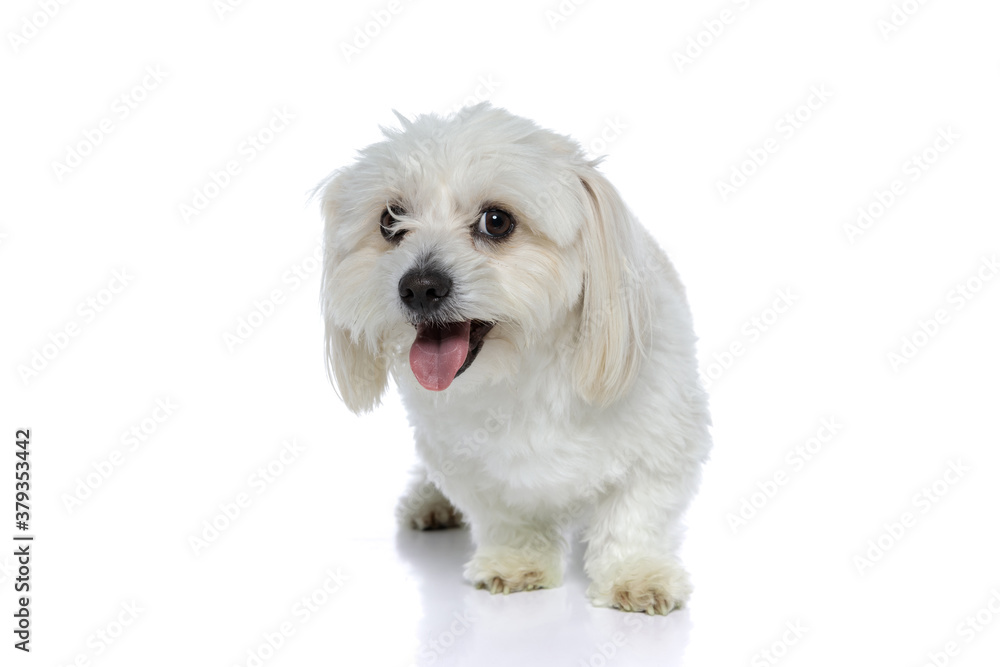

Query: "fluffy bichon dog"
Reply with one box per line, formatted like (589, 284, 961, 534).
(317, 103, 711, 615)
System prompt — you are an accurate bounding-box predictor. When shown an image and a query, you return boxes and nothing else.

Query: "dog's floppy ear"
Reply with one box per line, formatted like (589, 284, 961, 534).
(317, 172, 390, 414)
(323, 322, 389, 414)
(572, 164, 653, 407)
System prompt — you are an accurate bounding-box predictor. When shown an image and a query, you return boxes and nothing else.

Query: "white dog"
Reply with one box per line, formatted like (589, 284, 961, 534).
(318, 104, 711, 614)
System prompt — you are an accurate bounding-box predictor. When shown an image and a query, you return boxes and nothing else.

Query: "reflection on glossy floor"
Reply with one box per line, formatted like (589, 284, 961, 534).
(391, 524, 692, 666)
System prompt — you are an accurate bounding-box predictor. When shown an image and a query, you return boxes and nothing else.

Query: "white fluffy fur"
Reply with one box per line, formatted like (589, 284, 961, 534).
(318, 104, 712, 614)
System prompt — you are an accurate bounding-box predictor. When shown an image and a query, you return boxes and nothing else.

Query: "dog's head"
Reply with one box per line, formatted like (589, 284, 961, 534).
(318, 103, 651, 413)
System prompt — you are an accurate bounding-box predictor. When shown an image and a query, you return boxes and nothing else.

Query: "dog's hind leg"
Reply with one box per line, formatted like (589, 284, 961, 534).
(396, 464, 464, 530)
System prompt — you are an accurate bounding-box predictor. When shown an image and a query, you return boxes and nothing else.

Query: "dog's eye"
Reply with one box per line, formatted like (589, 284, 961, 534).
(476, 209, 515, 239)
(380, 205, 407, 242)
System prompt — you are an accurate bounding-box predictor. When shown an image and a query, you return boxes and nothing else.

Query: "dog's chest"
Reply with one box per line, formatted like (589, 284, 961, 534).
(409, 382, 631, 506)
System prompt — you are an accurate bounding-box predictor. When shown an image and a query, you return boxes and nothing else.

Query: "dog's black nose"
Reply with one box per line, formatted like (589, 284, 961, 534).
(398, 268, 452, 316)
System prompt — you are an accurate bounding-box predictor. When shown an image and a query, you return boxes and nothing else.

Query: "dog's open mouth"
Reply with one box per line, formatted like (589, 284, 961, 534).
(408, 319, 494, 391)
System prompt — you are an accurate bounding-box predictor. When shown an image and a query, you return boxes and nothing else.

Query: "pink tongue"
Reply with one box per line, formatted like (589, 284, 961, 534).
(409, 321, 471, 391)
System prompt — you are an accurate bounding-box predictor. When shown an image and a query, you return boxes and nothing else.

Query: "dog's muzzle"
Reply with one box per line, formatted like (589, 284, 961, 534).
(398, 268, 493, 392)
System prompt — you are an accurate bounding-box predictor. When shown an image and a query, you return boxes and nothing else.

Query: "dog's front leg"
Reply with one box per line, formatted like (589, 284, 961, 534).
(463, 510, 565, 594)
(584, 472, 694, 615)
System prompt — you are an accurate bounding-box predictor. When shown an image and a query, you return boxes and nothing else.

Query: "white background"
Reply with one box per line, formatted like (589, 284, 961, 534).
(2, 0, 999, 665)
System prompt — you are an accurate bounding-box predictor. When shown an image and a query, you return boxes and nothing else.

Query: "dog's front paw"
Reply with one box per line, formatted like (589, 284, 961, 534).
(465, 546, 562, 594)
(588, 557, 692, 615)
(396, 480, 463, 530)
